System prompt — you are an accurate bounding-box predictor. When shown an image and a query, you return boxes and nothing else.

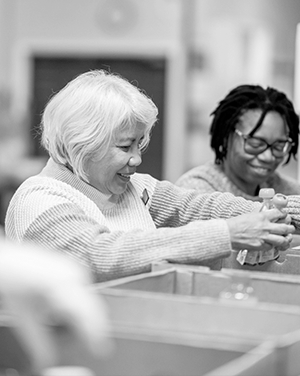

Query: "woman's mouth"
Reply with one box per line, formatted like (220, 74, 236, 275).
(118, 173, 131, 182)
(249, 165, 271, 175)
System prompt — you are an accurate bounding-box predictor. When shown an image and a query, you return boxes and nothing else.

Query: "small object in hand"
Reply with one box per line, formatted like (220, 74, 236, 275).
(272, 193, 288, 210)
(236, 249, 248, 265)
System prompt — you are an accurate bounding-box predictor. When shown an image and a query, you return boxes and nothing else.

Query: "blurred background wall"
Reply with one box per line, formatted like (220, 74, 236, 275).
(0, 0, 299, 225)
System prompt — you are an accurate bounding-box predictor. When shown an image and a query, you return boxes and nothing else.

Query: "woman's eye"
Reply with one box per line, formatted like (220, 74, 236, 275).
(247, 138, 264, 148)
(119, 145, 130, 151)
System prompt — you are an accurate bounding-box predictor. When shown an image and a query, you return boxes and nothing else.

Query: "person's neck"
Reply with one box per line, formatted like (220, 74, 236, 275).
(221, 163, 259, 196)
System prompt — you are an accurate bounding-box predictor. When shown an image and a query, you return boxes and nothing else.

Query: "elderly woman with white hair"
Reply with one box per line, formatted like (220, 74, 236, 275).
(4, 70, 298, 282)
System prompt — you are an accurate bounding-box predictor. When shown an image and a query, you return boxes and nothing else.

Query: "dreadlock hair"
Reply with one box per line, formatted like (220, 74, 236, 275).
(209, 84, 299, 165)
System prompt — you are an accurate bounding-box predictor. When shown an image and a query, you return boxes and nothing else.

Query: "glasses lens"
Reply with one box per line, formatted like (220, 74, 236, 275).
(272, 141, 292, 157)
(244, 138, 267, 155)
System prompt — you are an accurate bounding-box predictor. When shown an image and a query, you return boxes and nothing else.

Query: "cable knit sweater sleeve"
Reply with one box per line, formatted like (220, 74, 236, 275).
(150, 180, 259, 226)
(286, 195, 300, 231)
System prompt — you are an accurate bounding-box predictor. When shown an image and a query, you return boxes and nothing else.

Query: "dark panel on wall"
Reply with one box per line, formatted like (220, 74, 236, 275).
(31, 57, 166, 179)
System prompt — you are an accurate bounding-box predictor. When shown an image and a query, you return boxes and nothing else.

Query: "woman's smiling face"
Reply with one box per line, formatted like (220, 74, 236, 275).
(86, 122, 145, 195)
(223, 109, 289, 195)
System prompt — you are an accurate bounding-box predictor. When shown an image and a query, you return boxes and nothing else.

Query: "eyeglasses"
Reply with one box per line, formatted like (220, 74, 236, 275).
(234, 129, 294, 158)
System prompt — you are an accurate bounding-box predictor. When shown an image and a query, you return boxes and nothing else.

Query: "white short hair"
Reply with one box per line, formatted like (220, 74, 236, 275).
(41, 70, 158, 181)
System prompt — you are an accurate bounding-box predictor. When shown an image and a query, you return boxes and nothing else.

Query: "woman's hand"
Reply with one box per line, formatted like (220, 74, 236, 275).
(226, 208, 295, 252)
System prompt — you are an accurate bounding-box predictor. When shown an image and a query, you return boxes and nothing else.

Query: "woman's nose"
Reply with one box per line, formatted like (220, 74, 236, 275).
(128, 152, 142, 167)
(257, 147, 276, 162)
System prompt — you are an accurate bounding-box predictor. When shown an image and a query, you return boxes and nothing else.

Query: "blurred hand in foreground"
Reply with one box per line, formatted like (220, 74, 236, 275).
(0, 239, 111, 373)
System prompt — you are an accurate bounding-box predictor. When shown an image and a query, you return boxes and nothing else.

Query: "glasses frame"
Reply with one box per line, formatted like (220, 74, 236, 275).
(234, 129, 294, 158)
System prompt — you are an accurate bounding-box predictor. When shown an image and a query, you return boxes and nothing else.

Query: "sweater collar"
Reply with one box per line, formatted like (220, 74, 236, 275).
(40, 158, 120, 210)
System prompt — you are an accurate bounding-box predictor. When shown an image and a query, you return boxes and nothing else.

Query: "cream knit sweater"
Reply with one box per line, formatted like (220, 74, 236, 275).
(5, 158, 275, 282)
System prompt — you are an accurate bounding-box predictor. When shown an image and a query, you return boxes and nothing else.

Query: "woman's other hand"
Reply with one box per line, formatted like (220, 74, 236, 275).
(227, 208, 295, 253)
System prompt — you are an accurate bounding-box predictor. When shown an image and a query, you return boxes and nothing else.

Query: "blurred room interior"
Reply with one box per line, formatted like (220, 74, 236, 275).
(0, 0, 300, 225)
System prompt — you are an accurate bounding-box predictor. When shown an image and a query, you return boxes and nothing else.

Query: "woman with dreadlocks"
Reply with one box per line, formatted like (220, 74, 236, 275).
(176, 84, 300, 200)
